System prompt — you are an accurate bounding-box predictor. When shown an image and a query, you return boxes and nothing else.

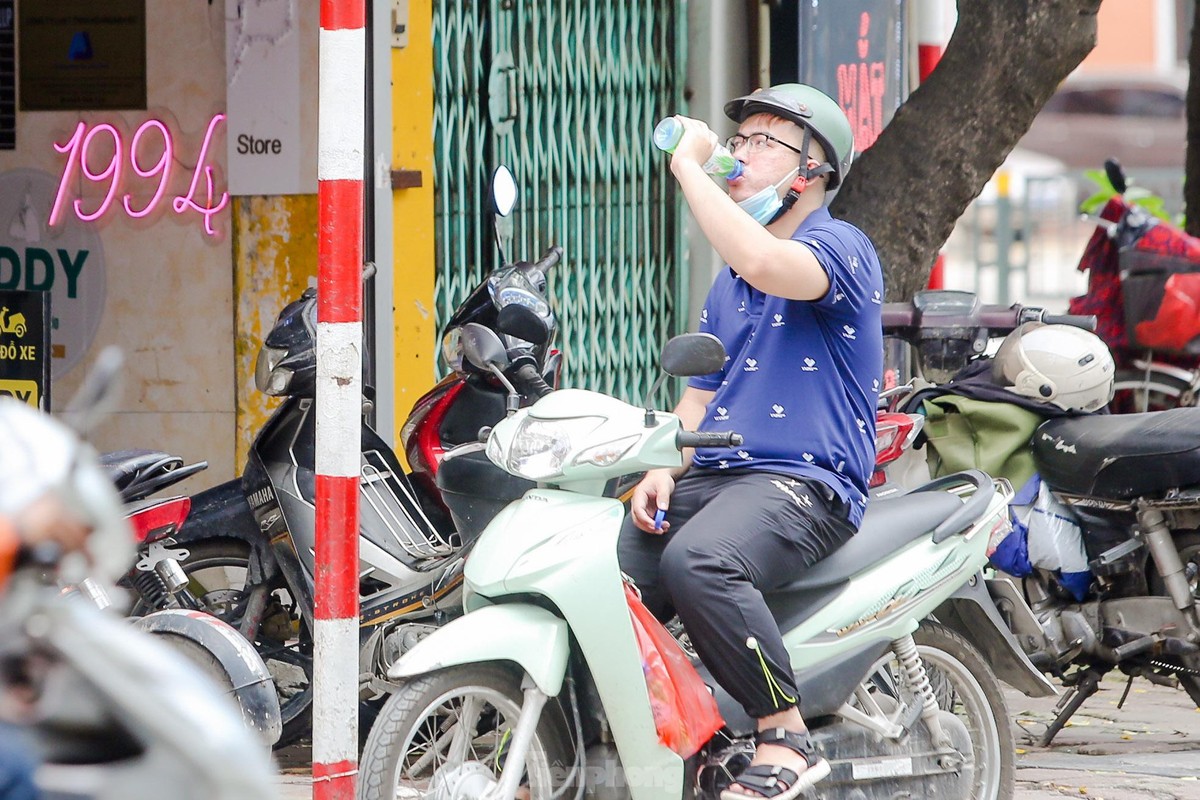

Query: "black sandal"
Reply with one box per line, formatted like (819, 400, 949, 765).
(719, 728, 831, 800)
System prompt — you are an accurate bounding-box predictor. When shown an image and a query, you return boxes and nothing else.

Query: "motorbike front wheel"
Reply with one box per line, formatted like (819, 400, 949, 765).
(138, 539, 313, 749)
(910, 622, 1015, 800)
(358, 664, 573, 800)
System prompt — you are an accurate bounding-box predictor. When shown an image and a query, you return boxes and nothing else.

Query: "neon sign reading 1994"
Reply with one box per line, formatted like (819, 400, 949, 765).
(49, 114, 230, 237)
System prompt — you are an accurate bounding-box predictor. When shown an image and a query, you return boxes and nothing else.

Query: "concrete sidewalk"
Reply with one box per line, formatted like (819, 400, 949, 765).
(274, 673, 1200, 799)
(275, 743, 314, 800)
(1008, 672, 1200, 799)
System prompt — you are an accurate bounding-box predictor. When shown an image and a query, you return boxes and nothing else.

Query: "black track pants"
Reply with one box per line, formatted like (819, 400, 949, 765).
(617, 469, 856, 719)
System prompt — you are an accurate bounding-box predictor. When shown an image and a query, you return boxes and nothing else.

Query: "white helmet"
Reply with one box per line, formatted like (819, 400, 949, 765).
(992, 323, 1115, 412)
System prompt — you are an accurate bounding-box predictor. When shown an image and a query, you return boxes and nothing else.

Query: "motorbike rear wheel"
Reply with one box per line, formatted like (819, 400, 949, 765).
(911, 622, 1015, 800)
(358, 664, 573, 800)
(139, 539, 313, 748)
(1110, 368, 1191, 413)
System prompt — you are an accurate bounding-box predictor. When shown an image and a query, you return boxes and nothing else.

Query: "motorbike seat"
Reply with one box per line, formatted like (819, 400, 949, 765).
(1033, 406, 1200, 500)
(764, 491, 963, 628)
(99, 449, 207, 502)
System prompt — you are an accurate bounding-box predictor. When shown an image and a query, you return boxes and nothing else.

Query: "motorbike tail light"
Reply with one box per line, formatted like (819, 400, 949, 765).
(128, 496, 192, 544)
(873, 412, 924, 468)
(402, 379, 467, 477)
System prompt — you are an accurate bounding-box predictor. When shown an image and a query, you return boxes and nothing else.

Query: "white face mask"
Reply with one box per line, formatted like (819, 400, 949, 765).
(735, 167, 799, 225)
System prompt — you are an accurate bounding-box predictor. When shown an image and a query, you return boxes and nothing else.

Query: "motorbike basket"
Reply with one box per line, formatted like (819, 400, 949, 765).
(1119, 250, 1200, 355)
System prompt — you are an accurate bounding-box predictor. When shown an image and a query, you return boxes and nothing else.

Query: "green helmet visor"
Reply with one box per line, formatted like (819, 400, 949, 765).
(724, 88, 816, 126)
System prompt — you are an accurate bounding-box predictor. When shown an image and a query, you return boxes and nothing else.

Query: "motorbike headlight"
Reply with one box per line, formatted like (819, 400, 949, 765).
(507, 416, 604, 480)
(497, 286, 550, 318)
(254, 345, 292, 395)
(573, 435, 640, 468)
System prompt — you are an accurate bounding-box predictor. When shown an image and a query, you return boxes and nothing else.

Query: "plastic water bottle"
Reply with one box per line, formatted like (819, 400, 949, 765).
(653, 117, 744, 180)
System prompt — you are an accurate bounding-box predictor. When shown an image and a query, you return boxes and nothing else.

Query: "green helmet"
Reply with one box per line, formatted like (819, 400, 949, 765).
(724, 83, 855, 190)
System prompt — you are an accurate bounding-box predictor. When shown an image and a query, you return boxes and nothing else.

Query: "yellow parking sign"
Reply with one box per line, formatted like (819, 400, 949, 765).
(0, 290, 49, 409)
(0, 378, 38, 407)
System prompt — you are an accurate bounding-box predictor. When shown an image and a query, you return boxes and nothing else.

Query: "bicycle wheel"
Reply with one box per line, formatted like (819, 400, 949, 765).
(1109, 367, 1191, 413)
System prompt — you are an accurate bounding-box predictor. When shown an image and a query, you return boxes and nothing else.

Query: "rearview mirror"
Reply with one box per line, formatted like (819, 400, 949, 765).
(492, 166, 518, 217)
(660, 333, 726, 377)
(492, 166, 517, 266)
(461, 322, 511, 372)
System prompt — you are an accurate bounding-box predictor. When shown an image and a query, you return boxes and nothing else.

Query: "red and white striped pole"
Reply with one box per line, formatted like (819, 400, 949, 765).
(314, 1, 365, 798)
(917, 0, 950, 290)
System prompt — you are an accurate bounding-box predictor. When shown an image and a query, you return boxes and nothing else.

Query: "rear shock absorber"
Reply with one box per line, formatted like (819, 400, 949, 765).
(130, 568, 174, 610)
(892, 634, 951, 749)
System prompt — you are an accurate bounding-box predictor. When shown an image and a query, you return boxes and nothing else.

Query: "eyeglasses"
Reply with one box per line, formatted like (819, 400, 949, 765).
(725, 132, 804, 156)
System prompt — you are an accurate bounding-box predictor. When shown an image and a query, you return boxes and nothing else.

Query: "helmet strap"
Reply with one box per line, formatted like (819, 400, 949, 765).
(770, 127, 833, 223)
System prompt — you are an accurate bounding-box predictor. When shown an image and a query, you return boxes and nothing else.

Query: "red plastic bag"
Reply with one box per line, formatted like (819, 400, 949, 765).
(624, 584, 724, 758)
(1134, 272, 1200, 352)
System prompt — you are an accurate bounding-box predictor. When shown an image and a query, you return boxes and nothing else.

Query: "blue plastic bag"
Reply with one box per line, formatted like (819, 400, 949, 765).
(989, 474, 1092, 601)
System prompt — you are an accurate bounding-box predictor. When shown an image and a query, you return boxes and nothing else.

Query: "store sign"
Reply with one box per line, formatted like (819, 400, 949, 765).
(0, 289, 50, 409)
(798, 0, 907, 152)
(226, 0, 313, 195)
(48, 114, 229, 238)
(0, 169, 105, 378)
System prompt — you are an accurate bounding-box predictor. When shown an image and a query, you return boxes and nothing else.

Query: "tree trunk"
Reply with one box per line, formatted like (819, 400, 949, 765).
(830, 0, 1101, 300)
(1186, 0, 1200, 237)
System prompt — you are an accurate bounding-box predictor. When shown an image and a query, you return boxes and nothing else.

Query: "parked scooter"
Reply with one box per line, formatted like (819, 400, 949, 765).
(356, 327, 1052, 800)
(0, 358, 277, 799)
(1069, 158, 1200, 412)
(882, 289, 1200, 743)
(105, 450, 209, 611)
(167, 167, 562, 746)
(73, 450, 282, 746)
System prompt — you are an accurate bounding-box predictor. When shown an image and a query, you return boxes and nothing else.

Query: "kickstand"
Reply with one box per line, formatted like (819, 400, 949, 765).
(1040, 670, 1101, 746)
(1117, 672, 1134, 710)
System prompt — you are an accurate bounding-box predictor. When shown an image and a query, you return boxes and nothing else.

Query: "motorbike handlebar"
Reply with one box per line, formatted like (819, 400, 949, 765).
(676, 430, 743, 449)
(512, 363, 554, 399)
(1038, 313, 1097, 331)
(532, 246, 563, 273)
(883, 304, 1097, 338)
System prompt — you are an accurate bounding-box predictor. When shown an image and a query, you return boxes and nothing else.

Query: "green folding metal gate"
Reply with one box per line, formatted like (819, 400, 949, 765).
(433, 0, 687, 404)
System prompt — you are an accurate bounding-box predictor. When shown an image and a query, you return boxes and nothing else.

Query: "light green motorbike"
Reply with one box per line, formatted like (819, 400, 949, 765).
(358, 328, 1055, 800)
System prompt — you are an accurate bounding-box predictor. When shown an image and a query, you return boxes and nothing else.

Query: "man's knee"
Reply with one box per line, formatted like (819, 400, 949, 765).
(661, 536, 735, 602)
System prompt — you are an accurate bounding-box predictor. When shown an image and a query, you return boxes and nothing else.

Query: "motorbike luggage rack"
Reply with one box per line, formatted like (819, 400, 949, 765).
(360, 450, 456, 559)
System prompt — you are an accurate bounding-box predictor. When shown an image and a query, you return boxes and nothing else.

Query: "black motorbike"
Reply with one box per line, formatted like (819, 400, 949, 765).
(883, 289, 1200, 743)
(161, 169, 561, 747)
